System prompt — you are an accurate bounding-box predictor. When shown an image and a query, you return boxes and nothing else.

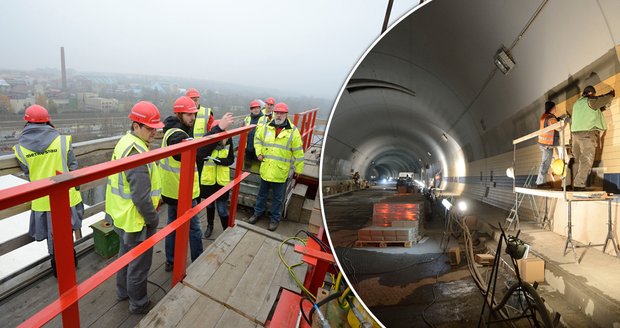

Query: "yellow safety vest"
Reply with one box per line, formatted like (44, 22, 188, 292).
(159, 128, 200, 199)
(200, 147, 230, 186)
(105, 132, 162, 233)
(245, 115, 269, 127)
(254, 123, 304, 183)
(13, 135, 82, 211)
(193, 105, 212, 137)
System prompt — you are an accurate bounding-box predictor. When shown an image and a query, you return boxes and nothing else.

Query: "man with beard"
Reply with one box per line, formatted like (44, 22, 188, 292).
(248, 102, 304, 231)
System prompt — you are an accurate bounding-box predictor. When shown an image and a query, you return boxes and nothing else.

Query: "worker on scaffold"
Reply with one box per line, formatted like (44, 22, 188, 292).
(570, 85, 615, 191)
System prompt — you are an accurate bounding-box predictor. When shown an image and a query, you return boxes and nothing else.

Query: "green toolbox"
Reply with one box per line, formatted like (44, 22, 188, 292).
(90, 219, 119, 259)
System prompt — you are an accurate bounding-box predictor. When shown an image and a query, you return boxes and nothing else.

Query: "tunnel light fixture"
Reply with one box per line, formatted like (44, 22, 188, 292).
(441, 133, 448, 142)
(506, 167, 515, 179)
(427, 152, 432, 157)
(457, 201, 467, 212)
(495, 47, 515, 75)
(442, 199, 452, 211)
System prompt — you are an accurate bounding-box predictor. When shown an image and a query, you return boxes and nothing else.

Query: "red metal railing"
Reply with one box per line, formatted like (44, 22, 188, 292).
(293, 108, 319, 151)
(0, 125, 254, 327)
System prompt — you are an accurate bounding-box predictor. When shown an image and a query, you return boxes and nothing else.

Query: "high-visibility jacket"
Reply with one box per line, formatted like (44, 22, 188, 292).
(571, 96, 606, 132)
(244, 114, 269, 127)
(105, 132, 161, 233)
(537, 113, 558, 146)
(254, 122, 304, 183)
(201, 147, 231, 186)
(193, 105, 212, 137)
(13, 135, 82, 211)
(160, 128, 200, 199)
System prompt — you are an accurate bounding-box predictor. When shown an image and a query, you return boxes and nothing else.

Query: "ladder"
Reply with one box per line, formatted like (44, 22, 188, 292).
(506, 165, 542, 230)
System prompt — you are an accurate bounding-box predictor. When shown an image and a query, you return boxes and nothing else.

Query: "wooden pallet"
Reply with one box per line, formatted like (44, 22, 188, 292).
(355, 240, 413, 248)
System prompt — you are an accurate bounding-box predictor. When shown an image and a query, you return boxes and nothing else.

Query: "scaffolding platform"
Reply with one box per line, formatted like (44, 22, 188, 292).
(137, 221, 307, 327)
(514, 187, 618, 262)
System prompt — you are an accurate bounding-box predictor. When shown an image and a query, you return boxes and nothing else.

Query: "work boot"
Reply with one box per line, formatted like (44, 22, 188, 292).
(268, 221, 279, 231)
(204, 225, 214, 239)
(248, 214, 261, 224)
(164, 262, 173, 272)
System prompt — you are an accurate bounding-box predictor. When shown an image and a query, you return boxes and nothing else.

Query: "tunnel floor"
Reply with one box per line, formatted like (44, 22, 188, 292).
(325, 187, 493, 327)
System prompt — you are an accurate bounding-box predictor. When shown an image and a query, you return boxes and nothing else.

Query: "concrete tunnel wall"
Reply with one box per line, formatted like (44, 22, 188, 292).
(322, 0, 620, 250)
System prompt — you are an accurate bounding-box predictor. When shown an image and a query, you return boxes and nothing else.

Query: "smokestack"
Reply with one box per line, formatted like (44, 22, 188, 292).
(61, 47, 67, 90)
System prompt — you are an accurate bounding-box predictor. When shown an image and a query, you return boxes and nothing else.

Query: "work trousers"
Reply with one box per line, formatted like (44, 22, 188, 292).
(165, 201, 204, 264)
(572, 130, 599, 188)
(536, 145, 554, 185)
(254, 178, 286, 223)
(115, 226, 155, 313)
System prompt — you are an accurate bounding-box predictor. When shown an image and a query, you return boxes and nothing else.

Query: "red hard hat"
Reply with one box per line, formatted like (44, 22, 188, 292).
(249, 100, 261, 109)
(24, 105, 51, 123)
(173, 96, 198, 113)
(265, 97, 275, 105)
(186, 88, 200, 98)
(128, 101, 165, 128)
(273, 102, 288, 113)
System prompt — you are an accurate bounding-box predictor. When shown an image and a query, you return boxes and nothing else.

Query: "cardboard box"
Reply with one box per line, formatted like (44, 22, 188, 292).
(392, 220, 419, 229)
(448, 247, 461, 266)
(516, 255, 545, 283)
(474, 253, 495, 265)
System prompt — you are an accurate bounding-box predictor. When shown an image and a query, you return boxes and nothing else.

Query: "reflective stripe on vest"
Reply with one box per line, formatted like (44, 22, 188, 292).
(537, 113, 556, 145)
(13, 135, 82, 211)
(193, 106, 212, 137)
(159, 128, 200, 199)
(105, 132, 162, 233)
(200, 147, 230, 186)
(256, 124, 304, 183)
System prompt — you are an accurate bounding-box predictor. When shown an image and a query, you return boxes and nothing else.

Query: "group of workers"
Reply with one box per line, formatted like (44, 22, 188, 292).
(536, 85, 616, 190)
(13, 88, 304, 314)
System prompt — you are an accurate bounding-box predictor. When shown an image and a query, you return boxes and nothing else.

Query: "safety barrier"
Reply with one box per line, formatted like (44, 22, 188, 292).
(0, 125, 254, 327)
(293, 108, 319, 151)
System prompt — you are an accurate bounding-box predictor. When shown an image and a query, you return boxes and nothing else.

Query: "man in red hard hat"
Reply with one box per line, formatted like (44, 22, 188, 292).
(13, 104, 84, 278)
(249, 102, 304, 231)
(159, 96, 204, 273)
(105, 101, 164, 314)
(262, 97, 276, 122)
(186, 88, 214, 137)
(243, 99, 267, 172)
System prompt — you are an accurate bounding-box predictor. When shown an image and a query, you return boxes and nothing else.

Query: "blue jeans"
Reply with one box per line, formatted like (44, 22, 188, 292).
(207, 198, 229, 220)
(165, 200, 204, 264)
(254, 178, 286, 223)
(536, 144, 553, 185)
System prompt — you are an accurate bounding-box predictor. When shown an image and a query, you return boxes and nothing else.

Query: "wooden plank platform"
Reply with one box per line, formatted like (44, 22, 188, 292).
(137, 222, 307, 328)
(354, 240, 414, 248)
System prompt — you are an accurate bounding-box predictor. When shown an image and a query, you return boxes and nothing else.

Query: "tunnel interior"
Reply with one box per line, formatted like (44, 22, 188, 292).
(323, 0, 620, 196)
(321, 1, 620, 326)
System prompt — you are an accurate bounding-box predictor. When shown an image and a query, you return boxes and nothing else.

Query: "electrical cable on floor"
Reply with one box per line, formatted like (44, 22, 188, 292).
(421, 271, 440, 328)
(147, 279, 168, 295)
(278, 236, 317, 301)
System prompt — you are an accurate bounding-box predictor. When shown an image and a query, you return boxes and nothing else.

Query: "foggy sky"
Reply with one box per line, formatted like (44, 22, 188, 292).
(0, 0, 421, 99)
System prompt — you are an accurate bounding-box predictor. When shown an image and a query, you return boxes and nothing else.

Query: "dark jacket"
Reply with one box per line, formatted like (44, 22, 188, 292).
(200, 137, 235, 200)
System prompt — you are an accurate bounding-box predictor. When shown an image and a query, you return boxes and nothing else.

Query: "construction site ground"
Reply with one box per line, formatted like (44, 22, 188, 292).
(324, 185, 617, 328)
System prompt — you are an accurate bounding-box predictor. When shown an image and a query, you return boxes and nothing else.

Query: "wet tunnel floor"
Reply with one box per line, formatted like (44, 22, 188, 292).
(325, 188, 500, 327)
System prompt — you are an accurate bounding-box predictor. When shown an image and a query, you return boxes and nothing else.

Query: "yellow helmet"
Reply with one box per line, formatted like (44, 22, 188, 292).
(551, 159, 565, 176)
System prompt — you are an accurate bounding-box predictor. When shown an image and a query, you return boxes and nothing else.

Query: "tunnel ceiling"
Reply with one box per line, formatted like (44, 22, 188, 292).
(324, 0, 620, 178)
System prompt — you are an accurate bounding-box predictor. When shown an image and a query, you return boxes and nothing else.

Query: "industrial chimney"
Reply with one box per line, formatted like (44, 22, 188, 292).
(60, 47, 67, 90)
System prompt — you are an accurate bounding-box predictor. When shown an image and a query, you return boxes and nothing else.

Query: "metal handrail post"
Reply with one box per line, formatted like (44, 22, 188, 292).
(172, 146, 197, 286)
(49, 189, 79, 327)
(229, 131, 249, 227)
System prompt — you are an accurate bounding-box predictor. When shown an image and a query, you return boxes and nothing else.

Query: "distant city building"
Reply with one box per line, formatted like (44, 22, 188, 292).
(9, 98, 35, 113)
(77, 92, 97, 110)
(85, 97, 118, 112)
